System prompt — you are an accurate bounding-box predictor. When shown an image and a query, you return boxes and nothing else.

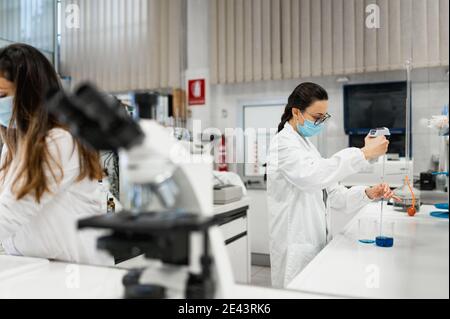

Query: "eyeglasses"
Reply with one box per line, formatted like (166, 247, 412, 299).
(304, 111, 332, 126)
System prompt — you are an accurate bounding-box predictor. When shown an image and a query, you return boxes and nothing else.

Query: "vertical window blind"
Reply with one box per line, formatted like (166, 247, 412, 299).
(59, 0, 185, 92)
(0, 0, 55, 63)
(209, 0, 450, 84)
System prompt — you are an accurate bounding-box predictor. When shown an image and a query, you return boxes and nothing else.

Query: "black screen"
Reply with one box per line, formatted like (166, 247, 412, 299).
(344, 82, 407, 135)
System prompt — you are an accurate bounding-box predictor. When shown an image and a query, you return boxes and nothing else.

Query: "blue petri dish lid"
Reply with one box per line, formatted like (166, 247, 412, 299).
(430, 211, 449, 219)
(435, 203, 449, 210)
(359, 239, 375, 244)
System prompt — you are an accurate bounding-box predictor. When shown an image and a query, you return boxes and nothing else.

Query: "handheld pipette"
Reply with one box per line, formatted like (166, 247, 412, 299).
(368, 128, 393, 247)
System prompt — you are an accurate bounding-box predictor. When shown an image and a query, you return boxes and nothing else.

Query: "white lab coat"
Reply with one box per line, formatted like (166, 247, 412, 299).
(0, 129, 113, 266)
(267, 123, 373, 288)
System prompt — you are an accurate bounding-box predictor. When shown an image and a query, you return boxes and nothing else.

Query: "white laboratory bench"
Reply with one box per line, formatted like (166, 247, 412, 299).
(0, 255, 329, 299)
(288, 203, 449, 299)
(0, 257, 126, 299)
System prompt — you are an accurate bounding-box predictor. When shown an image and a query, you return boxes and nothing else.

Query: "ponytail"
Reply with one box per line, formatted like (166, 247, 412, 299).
(278, 105, 293, 133)
(277, 82, 329, 133)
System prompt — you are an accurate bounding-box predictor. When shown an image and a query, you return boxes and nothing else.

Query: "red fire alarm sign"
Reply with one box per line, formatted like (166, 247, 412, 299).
(188, 79, 206, 106)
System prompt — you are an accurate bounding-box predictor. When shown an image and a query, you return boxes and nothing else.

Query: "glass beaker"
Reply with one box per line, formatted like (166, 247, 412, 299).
(376, 221, 395, 247)
(358, 218, 378, 244)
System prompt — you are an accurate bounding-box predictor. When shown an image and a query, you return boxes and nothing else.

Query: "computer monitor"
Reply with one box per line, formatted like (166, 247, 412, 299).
(344, 81, 407, 135)
(344, 82, 408, 156)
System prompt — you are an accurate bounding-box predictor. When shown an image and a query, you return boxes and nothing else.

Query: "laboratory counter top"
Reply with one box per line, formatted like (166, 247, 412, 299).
(0, 255, 328, 299)
(0, 257, 126, 299)
(288, 203, 449, 299)
(213, 197, 250, 216)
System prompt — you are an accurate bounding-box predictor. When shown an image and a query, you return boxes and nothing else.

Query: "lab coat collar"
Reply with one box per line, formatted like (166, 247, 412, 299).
(284, 122, 308, 143)
(284, 122, 320, 156)
(284, 121, 298, 136)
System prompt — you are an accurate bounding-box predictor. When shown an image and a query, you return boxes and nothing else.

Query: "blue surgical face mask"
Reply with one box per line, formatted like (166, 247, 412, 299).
(296, 112, 324, 137)
(0, 96, 14, 128)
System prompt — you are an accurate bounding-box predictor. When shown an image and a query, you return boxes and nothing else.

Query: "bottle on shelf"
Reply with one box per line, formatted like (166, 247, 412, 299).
(107, 198, 116, 214)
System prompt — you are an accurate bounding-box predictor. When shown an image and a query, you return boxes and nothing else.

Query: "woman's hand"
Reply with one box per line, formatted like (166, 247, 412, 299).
(366, 183, 402, 202)
(361, 135, 389, 160)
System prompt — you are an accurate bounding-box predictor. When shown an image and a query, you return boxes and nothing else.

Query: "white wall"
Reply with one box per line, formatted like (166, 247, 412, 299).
(185, 0, 211, 130)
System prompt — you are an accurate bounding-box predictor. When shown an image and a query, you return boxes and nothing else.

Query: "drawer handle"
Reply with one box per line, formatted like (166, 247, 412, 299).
(225, 231, 247, 245)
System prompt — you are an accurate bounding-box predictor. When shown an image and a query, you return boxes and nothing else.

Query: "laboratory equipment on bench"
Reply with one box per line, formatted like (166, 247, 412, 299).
(342, 158, 412, 188)
(426, 105, 449, 219)
(376, 220, 395, 248)
(367, 128, 395, 247)
(393, 60, 421, 215)
(430, 172, 449, 219)
(420, 172, 436, 191)
(358, 218, 377, 244)
(213, 172, 245, 205)
(213, 185, 243, 205)
(107, 198, 116, 214)
(430, 203, 449, 219)
(393, 178, 421, 215)
(46, 83, 230, 299)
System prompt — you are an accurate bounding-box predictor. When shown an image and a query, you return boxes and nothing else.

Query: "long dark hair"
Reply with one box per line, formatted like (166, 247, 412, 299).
(0, 43, 103, 203)
(277, 82, 329, 133)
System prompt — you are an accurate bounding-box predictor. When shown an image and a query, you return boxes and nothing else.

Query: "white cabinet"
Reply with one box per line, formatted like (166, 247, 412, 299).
(219, 215, 247, 241)
(225, 235, 249, 284)
(215, 199, 251, 284)
(247, 190, 270, 256)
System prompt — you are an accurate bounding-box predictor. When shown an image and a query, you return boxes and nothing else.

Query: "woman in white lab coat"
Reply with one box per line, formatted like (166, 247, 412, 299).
(0, 43, 112, 265)
(267, 82, 397, 288)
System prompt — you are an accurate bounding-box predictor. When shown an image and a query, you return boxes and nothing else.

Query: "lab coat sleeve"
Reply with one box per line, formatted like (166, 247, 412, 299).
(327, 184, 373, 215)
(275, 135, 370, 191)
(0, 130, 79, 240)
